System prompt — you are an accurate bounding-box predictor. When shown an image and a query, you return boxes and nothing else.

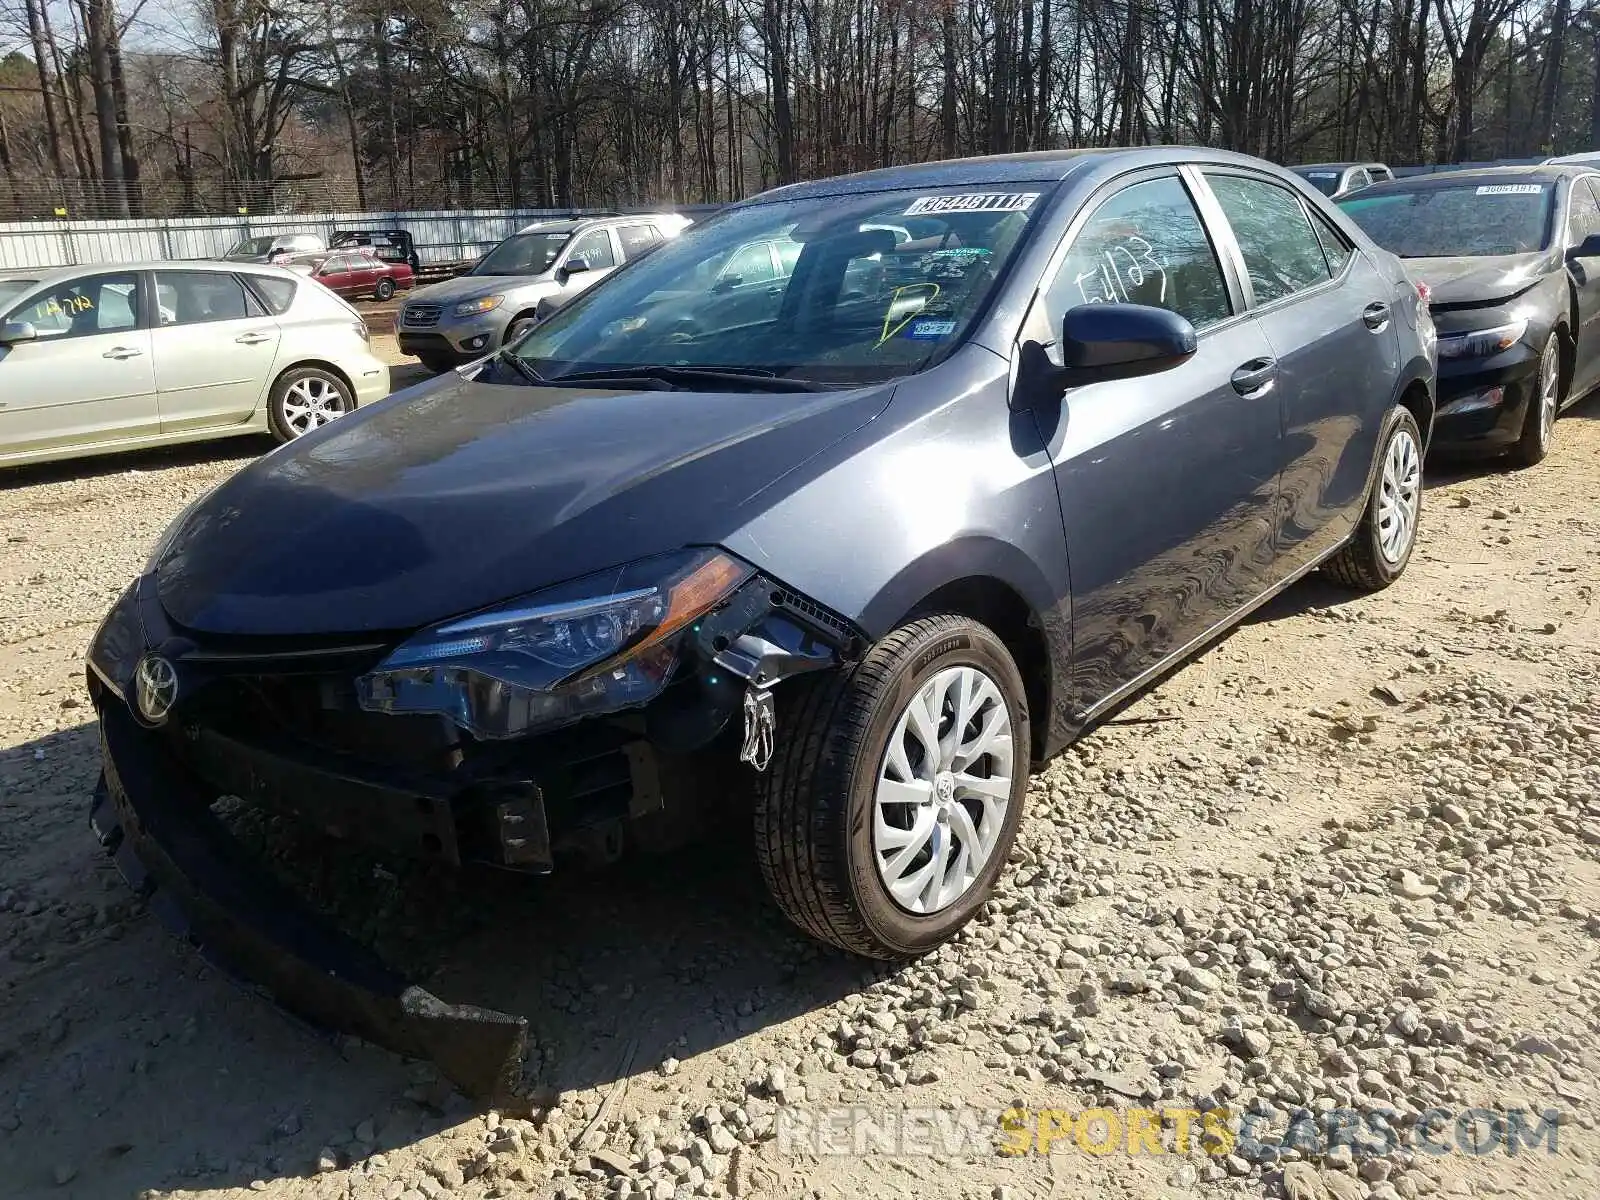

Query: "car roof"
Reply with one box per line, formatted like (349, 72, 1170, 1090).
(735, 146, 1303, 206)
(0, 261, 309, 288)
(513, 212, 692, 235)
(1293, 162, 1387, 172)
(1348, 164, 1595, 196)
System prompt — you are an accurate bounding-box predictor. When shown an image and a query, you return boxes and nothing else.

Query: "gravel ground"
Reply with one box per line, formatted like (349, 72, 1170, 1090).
(1, 344, 1597, 1200)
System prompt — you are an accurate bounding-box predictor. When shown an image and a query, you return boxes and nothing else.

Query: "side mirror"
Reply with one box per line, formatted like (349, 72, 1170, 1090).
(557, 255, 592, 284)
(1571, 232, 1600, 258)
(1058, 303, 1197, 385)
(711, 274, 742, 293)
(0, 320, 37, 346)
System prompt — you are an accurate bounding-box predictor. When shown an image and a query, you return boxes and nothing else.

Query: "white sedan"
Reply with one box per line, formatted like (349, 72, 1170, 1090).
(0, 261, 390, 469)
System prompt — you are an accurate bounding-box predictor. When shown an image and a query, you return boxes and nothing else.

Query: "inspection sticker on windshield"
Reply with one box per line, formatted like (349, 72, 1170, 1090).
(905, 192, 1040, 216)
(1476, 184, 1544, 195)
(903, 318, 957, 340)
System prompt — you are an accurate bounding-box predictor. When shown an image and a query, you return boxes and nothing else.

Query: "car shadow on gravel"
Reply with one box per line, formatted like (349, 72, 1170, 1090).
(0, 720, 872, 1197)
(0, 437, 269, 490)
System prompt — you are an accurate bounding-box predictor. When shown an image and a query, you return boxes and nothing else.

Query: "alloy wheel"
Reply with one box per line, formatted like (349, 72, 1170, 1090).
(873, 665, 1014, 914)
(1538, 335, 1560, 447)
(1376, 424, 1421, 564)
(280, 376, 349, 436)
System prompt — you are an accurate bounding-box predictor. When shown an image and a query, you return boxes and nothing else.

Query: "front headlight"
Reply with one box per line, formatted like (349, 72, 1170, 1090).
(356, 549, 753, 739)
(1436, 317, 1527, 359)
(453, 294, 505, 318)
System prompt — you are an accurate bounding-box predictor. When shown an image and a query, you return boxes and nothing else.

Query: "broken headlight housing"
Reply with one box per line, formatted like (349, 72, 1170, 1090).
(356, 548, 752, 739)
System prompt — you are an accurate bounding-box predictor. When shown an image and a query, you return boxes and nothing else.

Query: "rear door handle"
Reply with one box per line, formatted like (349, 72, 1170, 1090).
(102, 346, 142, 360)
(235, 332, 273, 345)
(1231, 357, 1278, 396)
(1363, 302, 1391, 330)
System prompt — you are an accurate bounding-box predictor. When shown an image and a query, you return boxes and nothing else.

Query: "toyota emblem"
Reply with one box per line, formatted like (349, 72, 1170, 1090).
(134, 654, 179, 724)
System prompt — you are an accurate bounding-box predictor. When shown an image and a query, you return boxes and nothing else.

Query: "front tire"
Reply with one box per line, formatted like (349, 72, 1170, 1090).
(374, 278, 396, 302)
(503, 316, 538, 347)
(754, 614, 1030, 960)
(1324, 406, 1423, 592)
(418, 355, 457, 374)
(267, 367, 354, 443)
(1508, 332, 1562, 468)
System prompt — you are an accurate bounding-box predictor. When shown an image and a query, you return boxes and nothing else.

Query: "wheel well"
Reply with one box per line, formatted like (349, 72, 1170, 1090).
(1398, 379, 1433, 450)
(275, 359, 356, 402)
(912, 576, 1051, 761)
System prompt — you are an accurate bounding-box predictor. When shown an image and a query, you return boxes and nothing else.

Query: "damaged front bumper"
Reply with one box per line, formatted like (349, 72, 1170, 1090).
(84, 564, 861, 1099)
(90, 700, 530, 1102)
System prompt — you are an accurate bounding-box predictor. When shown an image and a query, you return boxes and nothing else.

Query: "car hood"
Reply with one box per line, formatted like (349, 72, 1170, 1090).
(408, 273, 552, 304)
(155, 370, 896, 637)
(1406, 252, 1554, 307)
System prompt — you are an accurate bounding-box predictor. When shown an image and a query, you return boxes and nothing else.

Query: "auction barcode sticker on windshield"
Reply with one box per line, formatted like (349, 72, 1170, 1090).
(1476, 184, 1545, 195)
(905, 192, 1041, 216)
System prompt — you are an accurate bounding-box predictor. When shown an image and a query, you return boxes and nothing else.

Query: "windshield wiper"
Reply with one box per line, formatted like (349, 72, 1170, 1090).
(546, 365, 829, 392)
(495, 350, 546, 385)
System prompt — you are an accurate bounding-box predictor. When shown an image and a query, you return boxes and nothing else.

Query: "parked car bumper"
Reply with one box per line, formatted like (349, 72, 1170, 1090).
(87, 696, 529, 1102)
(351, 355, 392, 407)
(1428, 341, 1541, 454)
(397, 312, 511, 364)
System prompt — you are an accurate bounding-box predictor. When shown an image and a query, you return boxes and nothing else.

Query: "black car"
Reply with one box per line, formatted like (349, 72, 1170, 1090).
(1339, 165, 1600, 465)
(87, 148, 1435, 1098)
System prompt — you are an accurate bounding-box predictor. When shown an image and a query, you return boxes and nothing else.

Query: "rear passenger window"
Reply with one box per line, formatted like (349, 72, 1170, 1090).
(1048, 175, 1232, 331)
(1206, 174, 1332, 304)
(250, 276, 297, 315)
(156, 271, 258, 326)
(617, 225, 662, 259)
(1309, 210, 1353, 275)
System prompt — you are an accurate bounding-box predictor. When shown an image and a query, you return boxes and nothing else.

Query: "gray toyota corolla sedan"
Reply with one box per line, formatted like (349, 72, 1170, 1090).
(89, 148, 1435, 1098)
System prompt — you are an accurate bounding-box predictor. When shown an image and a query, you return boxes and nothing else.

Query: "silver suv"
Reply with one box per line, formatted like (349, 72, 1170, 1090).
(398, 213, 692, 371)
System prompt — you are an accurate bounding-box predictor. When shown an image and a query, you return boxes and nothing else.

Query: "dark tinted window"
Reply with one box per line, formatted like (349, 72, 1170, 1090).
(155, 271, 255, 325)
(1299, 171, 1342, 197)
(1207, 174, 1331, 303)
(1339, 183, 1554, 257)
(250, 276, 297, 314)
(1049, 175, 1232, 330)
(15, 273, 140, 338)
(568, 229, 616, 269)
(1310, 209, 1353, 275)
(617, 225, 662, 259)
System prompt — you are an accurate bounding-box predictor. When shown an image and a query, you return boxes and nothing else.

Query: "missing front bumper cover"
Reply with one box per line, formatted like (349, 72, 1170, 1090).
(90, 703, 528, 1104)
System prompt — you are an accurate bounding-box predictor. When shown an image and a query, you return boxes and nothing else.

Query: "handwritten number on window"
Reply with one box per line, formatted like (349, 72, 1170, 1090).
(1074, 237, 1167, 306)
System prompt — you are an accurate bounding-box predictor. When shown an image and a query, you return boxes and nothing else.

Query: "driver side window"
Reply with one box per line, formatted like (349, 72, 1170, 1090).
(568, 229, 615, 270)
(1046, 175, 1232, 331)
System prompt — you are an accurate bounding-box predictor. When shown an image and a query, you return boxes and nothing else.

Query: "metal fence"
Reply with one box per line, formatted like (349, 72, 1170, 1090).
(0, 205, 725, 272)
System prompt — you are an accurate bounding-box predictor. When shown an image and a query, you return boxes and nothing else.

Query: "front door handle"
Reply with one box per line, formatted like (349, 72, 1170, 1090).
(1362, 302, 1391, 330)
(102, 346, 142, 360)
(1231, 357, 1278, 396)
(236, 332, 273, 345)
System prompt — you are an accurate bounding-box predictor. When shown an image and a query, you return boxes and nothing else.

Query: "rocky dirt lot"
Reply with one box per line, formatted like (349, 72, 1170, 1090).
(1, 342, 1597, 1200)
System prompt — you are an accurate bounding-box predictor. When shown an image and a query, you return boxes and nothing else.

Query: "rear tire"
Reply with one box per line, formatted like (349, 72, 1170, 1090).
(754, 614, 1030, 960)
(267, 367, 354, 444)
(1508, 331, 1562, 468)
(1324, 407, 1423, 592)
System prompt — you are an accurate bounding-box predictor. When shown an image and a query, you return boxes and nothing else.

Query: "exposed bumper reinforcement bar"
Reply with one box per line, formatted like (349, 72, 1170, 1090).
(89, 702, 528, 1104)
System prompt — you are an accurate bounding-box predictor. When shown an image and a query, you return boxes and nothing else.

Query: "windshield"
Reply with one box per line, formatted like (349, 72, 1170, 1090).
(473, 231, 572, 276)
(511, 186, 1049, 385)
(1296, 171, 1343, 197)
(0, 280, 37, 310)
(227, 237, 277, 256)
(1340, 183, 1554, 257)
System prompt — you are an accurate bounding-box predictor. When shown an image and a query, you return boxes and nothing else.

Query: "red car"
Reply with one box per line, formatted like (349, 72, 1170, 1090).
(300, 251, 414, 301)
